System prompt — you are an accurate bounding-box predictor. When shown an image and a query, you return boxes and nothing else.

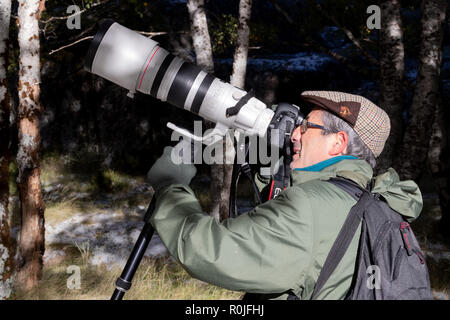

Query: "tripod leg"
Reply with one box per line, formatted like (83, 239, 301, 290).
(111, 198, 156, 300)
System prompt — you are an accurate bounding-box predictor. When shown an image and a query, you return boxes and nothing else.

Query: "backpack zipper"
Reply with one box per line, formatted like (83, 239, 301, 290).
(414, 249, 425, 264)
(400, 222, 413, 256)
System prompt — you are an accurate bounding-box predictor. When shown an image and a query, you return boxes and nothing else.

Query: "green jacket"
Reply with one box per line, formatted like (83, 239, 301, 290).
(149, 158, 423, 299)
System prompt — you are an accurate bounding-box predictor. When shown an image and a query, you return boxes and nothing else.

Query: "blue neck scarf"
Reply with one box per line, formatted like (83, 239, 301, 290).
(294, 155, 358, 172)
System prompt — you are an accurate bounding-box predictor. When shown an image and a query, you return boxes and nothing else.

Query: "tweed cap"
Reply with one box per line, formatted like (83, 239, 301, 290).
(300, 91, 390, 157)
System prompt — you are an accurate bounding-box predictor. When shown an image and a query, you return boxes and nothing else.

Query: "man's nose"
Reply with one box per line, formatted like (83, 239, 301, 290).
(291, 126, 302, 143)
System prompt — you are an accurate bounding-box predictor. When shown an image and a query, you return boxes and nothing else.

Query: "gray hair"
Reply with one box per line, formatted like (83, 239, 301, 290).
(320, 110, 377, 168)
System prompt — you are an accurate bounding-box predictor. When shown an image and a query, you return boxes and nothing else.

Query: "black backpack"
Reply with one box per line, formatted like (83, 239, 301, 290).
(311, 177, 433, 300)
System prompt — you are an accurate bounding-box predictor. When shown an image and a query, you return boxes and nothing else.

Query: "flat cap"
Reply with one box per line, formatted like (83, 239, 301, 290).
(300, 91, 390, 157)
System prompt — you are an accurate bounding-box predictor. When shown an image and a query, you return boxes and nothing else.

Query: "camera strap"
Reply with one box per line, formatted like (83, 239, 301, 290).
(226, 89, 255, 118)
(268, 126, 293, 200)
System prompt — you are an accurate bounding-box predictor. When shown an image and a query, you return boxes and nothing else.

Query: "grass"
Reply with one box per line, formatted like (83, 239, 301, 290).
(14, 248, 243, 300)
(43, 200, 82, 225)
(40, 152, 69, 187)
(89, 169, 132, 193)
(40, 152, 143, 194)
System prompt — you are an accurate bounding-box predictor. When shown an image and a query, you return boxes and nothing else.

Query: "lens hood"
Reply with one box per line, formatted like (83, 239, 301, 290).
(84, 19, 115, 72)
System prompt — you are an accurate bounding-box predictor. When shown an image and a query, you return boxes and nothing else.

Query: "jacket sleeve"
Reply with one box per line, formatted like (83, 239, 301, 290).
(149, 184, 314, 294)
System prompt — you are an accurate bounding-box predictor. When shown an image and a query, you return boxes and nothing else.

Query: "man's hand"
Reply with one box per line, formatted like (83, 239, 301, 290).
(147, 146, 197, 192)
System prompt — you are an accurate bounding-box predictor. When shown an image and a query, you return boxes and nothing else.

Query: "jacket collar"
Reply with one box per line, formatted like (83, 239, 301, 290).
(291, 158, 423, 222)
(291, 157, 373, 188)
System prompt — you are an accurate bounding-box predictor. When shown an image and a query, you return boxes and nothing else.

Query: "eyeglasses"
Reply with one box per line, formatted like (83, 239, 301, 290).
(299, 119, 330, 134)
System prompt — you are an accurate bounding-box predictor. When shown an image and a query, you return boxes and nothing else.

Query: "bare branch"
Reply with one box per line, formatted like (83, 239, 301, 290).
(268, 0, 295, 25)
(49, 36, 93, 55)
(137, 31, 170, 37)
(67, 23, 96, 42)
(41, 0, 109, 24)
(316, 4, 379, 66)
(48, 30, 183, 55)
(138, 30, 189, 38)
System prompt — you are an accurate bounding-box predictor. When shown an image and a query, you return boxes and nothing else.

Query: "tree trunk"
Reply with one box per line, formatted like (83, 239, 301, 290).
(220, 0, 253, 221)
(428, 88, 450, 237)
(230, 0, 252, 89)
(186, 0, 214, 73)
(187, 0, 253, 221)
(376, 0, 405, 173)
(0, 0, 14, 300)
(263, 72, 279, 106)
(16, 0, 45, 291)
(393, 0, 447, 180)
(186, 0, 222, 220)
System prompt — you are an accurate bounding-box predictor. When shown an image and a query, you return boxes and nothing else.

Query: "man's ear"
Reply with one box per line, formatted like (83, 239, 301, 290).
(329, 131, 348, 156)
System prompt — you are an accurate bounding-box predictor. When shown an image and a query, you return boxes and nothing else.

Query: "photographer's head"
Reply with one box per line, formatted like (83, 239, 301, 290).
(290, 91, 390, 170)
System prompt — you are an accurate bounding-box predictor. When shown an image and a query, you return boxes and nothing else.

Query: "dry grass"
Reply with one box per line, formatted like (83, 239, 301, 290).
(44, 200, 83, 225)
(40, 152, 69, 187)
(14, 253, 243, 300)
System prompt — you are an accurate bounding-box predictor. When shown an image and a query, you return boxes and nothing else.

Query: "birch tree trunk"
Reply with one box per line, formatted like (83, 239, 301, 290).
(376, 0, 404, 173)
(220, 0, 253, 221)
(230, 0, 252, 89)
(187, 0, 253, 221)
(0, 0, 14, 300)
(394, 0, 447, 180)
(187, 0, 224, 220)
(186, 0, 214, 73)
(16, 0, 45, 291)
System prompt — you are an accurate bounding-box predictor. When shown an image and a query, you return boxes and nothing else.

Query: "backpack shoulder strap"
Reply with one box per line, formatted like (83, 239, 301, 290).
(328, 176, 370, 199)
(311, 178, 370, 299)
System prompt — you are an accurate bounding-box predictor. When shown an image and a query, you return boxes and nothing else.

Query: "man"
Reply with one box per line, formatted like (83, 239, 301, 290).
(147, 91, 423, 299)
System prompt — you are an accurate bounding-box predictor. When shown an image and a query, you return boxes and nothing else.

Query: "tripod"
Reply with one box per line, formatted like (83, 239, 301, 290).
(111, 198, 156, 300)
